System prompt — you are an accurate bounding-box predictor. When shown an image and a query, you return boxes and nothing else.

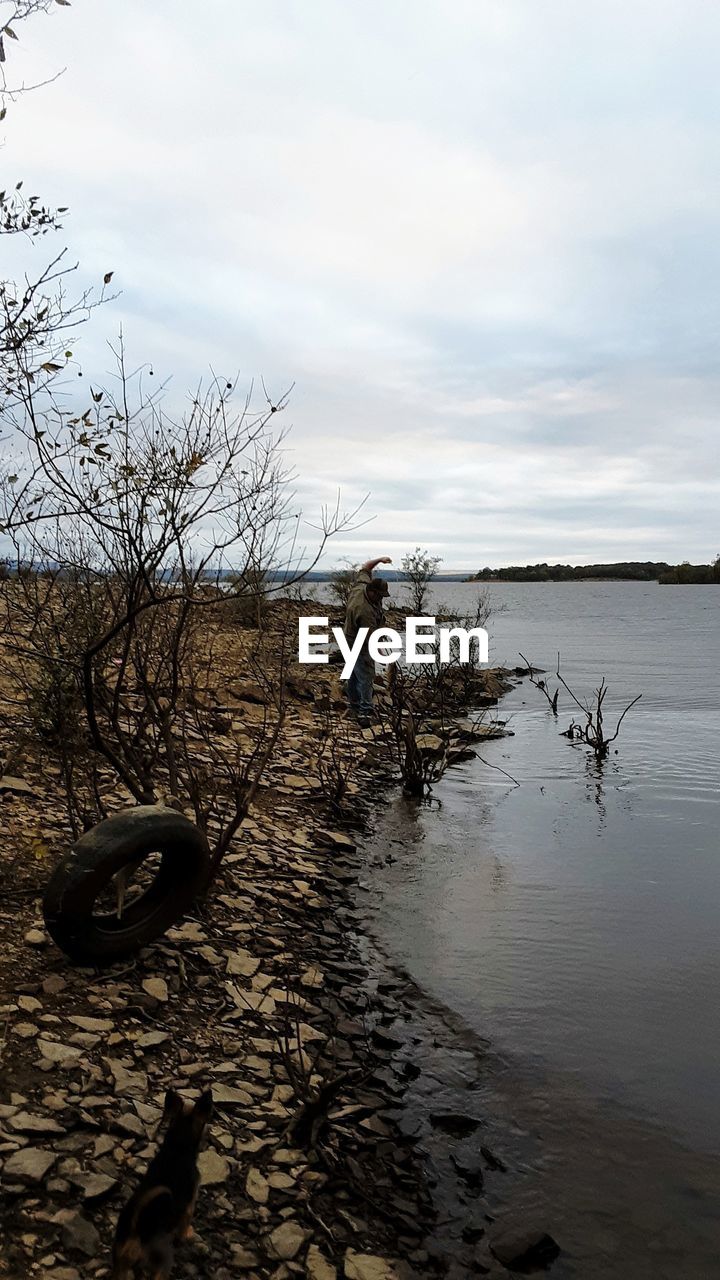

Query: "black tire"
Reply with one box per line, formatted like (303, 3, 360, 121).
(43, 806, 210, 965)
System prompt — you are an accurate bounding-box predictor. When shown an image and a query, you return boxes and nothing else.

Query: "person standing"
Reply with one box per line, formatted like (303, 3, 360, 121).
(344, 556, 391, 722)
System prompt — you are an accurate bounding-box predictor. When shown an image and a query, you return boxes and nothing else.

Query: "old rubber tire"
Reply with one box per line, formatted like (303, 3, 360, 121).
(43, 806, 210, 965)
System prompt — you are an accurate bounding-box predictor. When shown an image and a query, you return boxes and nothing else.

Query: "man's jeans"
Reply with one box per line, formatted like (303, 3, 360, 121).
(346, 656, 375, 716)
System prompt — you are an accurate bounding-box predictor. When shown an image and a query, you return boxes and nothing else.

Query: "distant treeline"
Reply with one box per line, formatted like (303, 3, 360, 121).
(658, 561, 720, 584)
(469, 560, 720, 583)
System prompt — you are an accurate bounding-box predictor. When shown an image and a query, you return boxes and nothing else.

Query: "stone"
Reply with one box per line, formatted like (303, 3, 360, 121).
(1, 775, 34, 793)
(212, 1083, 254, 1107)
(81, 1172, 118, 1201)
(306, 1243, 338, 1279)
(267, 1220, 308, 1261)
(284, 773, 316, 790)
(225, 983, 276, 1017)
(490, 1227, 561, 1272)
(42, 975, 67, 996)
(136, 1031, 170, 1049)
(197, 1149, 230, 1186)
(451, 1151, 485, 1190)
(480, 1144, 507, 1172)
(230, 1245, 261, 1269)
(415, 733, 445, 755)
(18, 995, 42, 1013)
(24, 928, 47, 947)
(429, 1111, 480, 1138)
(229, 680, 267, 705)
(168, 920, 207, 942)
(37, 1040, 83, 1067)
(272, 1148, 303, 1166)
(295, 1022, 326, 1044)
(226, 949, 261, 977)
(2, 1147, 57, 1183)
(317, 830, 356, 852)
(134, 1101, 163, 1125)
(245, 1167, 269, 1204)
(68, 1016, 114, 1033)
(8, 1111, 65, 1136)
(142, 977, 169, 1002)
(61, 1211, 101, 1256)
(461, 1214, 487, 1243)
(14, 1022, 40, 1039)
(113, 1111, 145, 1138)
(344, 1253, 399, 1280)
(106, 1060, 148, 1096)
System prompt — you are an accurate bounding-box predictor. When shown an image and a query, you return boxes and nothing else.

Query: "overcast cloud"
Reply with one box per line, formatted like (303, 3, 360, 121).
(3, 0, 719, 568)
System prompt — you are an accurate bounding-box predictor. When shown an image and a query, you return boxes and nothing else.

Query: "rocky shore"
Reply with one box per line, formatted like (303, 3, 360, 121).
(0, 607, 552, 1279)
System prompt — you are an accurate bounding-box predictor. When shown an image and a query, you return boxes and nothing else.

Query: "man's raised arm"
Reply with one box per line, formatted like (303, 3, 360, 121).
(360, 556, 392, 576)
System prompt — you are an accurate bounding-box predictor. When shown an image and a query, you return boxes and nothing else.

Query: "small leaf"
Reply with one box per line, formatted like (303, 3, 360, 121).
(4, 26, 18, 40)
(103, 271, 114, 284)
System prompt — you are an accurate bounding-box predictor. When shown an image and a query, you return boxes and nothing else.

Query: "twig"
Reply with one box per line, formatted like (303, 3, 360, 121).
(519, 651, 559, 715)
(476, 753, 520, 787)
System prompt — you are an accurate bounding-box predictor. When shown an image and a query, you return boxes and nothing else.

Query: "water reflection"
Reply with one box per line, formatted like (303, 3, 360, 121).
(359, 581, 720, 1277)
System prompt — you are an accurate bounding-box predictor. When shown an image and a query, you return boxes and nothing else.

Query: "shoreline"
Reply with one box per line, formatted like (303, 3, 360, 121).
(0, 603, 528, 1280)
(0, 609, 517, 1280)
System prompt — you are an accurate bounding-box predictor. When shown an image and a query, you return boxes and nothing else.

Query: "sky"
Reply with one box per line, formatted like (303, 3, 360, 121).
(2, 0, 719, 570)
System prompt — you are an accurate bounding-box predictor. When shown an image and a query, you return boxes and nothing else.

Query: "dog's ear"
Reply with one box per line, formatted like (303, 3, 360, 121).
(163, 1090, 185, 1122)
(192, 1089, 213, 1137)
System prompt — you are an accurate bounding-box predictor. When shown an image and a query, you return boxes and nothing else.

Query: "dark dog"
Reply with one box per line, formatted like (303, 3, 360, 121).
(111, 1089, 213, 1279)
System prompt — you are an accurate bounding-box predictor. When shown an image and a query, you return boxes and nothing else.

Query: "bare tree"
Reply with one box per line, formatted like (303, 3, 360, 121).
(380, 663, 447, 798)
(555, 655, 641, 760)
(223, 563, 269, 629)
(0, 1, 68, 96)
(0, 342, 363, 882)
(438, 586, 494, 706)
(313, 693, 364, 818)
(1, 0, 104, 426)
(401, 546, 441, 615)
(327, 560, 358, 611)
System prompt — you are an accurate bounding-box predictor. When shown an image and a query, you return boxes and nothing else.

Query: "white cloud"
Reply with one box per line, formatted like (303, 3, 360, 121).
(2, 0, 719, 565)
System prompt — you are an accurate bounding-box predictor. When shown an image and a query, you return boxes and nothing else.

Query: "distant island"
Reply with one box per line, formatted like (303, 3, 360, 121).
(469, 560, 720, 584)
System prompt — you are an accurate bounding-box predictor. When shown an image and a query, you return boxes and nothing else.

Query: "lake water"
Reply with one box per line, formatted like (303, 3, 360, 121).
(344, 580, 720, 1277)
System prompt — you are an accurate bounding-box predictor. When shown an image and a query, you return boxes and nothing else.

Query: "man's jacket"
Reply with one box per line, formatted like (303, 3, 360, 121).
(344, 570, 384, 660)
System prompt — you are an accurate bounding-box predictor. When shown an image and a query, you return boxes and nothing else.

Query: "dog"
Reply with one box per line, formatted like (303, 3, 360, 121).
(111, 1088, 213, 1279)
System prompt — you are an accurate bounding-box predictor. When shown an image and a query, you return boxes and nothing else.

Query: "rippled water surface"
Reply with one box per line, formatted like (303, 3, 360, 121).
(355, 581, 720, 1276)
